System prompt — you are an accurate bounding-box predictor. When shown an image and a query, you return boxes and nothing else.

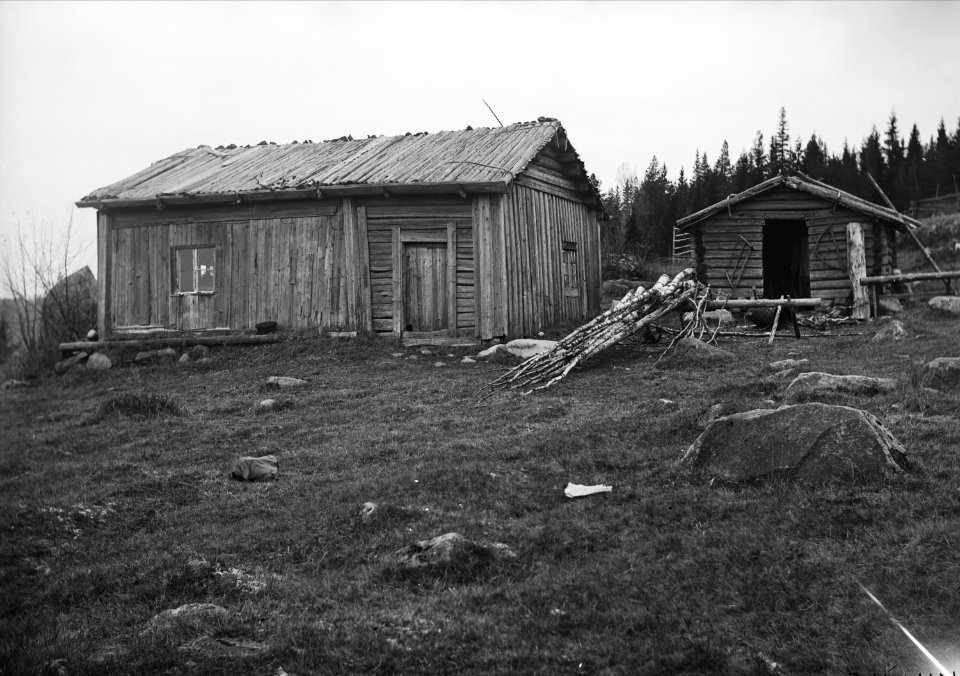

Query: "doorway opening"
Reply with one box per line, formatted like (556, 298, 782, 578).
(763, 219, 811, 298)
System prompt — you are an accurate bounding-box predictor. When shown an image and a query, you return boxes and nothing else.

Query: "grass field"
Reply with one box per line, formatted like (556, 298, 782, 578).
(1, 306, 959, 675)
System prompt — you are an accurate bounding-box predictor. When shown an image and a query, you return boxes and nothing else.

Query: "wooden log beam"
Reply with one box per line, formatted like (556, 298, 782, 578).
(847, 222, 870, 320)
(693, 298, 824, 310)
(59, 334, 286, 353)
(859, 270, 960, 285)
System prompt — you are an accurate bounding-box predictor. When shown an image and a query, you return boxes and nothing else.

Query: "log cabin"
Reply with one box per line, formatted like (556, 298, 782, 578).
(77, 118, 605, 345)
(675, 174, 920, 304)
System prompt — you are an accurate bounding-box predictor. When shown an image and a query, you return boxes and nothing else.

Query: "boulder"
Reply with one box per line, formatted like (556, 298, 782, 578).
(395, 532, 516, 569)
(670, 336, 735, 360)
(678, 403, 913, 484)
(784, 372, 897, 401)
(928, 296, 960, 315)
(86, 352, 112, 370)
(135, 348, 177, 364)
(871, 320, 907, 342)
(54, 352, 88, 375)
(476, 344, 506, 359)
(877, 297, 903, 315)
(682, 309, 735, 326)
(231, 455, 279, 481)
(141, 603, 230, 638)
(266, 376, 306, 387)
(503, 339, 557, 359)
(919, 357, 960, 391)
(258, 399, 277, 411)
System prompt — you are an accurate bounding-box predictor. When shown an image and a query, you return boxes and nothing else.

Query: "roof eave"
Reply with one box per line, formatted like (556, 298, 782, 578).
(76, 180, 511, 210)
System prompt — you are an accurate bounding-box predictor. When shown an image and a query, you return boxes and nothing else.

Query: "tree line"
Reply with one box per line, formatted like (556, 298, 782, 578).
(598, 108, 960, 257)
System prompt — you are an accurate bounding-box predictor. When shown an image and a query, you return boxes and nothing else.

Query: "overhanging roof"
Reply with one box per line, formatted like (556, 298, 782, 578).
(77, 118, 604, 211)
(676, 173, 920, 230)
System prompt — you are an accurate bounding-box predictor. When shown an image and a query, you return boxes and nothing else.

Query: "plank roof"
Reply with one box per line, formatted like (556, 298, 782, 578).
(78, 118, 602, 209)
(676, 173, 920, 230)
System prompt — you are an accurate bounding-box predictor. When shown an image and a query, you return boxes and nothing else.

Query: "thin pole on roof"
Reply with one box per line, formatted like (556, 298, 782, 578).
(482, 99, 504, 127)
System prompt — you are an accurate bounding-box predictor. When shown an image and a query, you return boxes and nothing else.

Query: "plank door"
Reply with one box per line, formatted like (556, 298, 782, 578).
(403, 242, 448, 332)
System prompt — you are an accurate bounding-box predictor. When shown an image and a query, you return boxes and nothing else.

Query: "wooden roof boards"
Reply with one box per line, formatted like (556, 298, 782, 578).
(78, 118, 604, 210)
(676, 174, 921, 231)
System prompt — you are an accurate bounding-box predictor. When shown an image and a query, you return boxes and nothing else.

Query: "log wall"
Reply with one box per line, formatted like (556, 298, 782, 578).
(691, 185, 898, 301)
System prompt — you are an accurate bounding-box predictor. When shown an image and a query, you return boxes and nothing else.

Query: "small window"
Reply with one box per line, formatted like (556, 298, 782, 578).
(174, 246, 216, 294)
(561, 241, 579, 297)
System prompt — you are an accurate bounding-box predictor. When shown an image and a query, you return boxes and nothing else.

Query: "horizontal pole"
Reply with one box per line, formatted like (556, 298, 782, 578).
(702, 298, 824, 310)
(859, 270, 960, 285)
(59, 334, 286, 353)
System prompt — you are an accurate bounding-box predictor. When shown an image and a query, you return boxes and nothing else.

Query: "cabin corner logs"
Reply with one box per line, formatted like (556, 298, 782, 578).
(689, 186, 897, 302)
(96, 190, 601, 342)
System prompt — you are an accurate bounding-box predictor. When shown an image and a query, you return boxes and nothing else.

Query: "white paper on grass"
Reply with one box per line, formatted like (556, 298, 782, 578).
(564, 482, 613, 498)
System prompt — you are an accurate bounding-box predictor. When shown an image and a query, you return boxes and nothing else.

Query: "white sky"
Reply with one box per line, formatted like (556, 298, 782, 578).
(1, 0, 958, 276)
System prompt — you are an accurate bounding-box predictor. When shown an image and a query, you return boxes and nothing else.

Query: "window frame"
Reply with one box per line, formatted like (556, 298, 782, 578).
(172, 244, 217, 296)
(561, 241, 580, 298)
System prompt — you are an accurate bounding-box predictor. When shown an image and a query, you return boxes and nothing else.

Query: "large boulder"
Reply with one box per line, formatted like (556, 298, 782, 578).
(678, 403, 913, 484)
(784, 372, 897, 400)
(41, 266, 97, 344)
(928, 296, 960, 315)
(86, 352, 112, 370)
(503, 339, 557, 359)
(919, 357, 960, 391)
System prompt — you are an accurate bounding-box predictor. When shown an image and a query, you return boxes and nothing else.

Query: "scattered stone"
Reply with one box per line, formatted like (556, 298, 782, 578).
(395, 532, 516, 569)
(871, 320, 907, 343)
(919, 357, 960, 391)
(878, 297, 903, 314)
(460, 357, 476, 364)
(186, 345, 210, 361)
(86, 352, 112, 370)
(1, 379, 31, 390)
(55, 352, 88, 375)
(928, 296, 960, 315)
(360, 502, 377, 523)
(266, 376, 306, 387)
(230, 455, 279, 481)
(419, 348, 434, 356)
(433, 361, 445, 367)
(761, 358, 809, 375)
(86, 329, 99, 341)
(141, 603, 230, 638)
(784, 372, 897, 400)
(178, 353, 191, 364)
(670, 336, 735, 360)
(682, 309, 735, 326)
(679, 403, 913, 484)
(391, 353, 404, 358)
(258, 399, 277, 411)
(502, 339, 557, 359)
(476, 344, 506, 359)
(135, 348, 178, 364)
(659, 398, 676, 406)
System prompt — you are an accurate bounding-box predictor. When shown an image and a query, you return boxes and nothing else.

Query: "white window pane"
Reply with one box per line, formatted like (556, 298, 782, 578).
(197, 248, 215, 292)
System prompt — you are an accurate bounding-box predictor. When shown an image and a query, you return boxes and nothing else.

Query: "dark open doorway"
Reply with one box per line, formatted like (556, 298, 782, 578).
(763, 219, 811, 298)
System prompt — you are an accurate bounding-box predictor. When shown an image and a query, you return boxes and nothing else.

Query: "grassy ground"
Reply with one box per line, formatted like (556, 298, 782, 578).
(1, 307, 959, 675)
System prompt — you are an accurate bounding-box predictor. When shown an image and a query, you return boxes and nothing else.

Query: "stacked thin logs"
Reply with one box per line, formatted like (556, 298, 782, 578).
(487, 268, 700, 394)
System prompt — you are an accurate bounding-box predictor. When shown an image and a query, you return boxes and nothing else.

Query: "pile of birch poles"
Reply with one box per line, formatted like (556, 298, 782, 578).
(486, 268, 702, 395)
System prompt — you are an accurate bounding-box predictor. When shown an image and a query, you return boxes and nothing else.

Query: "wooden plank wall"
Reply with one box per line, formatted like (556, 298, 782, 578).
(498, 182, 601, 337)
(692, 185, 896, 301)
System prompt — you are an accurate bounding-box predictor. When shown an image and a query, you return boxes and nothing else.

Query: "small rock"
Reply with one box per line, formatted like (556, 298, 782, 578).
(476, 344, 506, 359)
(178, 353, 191, 364)
(55, 352, 88, 375)
(419, 348, 434, 356)
(503, 339, 557, 359)
(266, 376, 306, 387)
(682, 309, 735, 326)
(258, 399, 277, 411)
(141, 603, 230, 638)
(871, 320, 907, 342)
(460, 357, 476, 364)
(391, 353, 404, 358)
(395, 532, 516, 568)
(360, 502, 377, 522)
(878, 297, 903, 315)
(784, 372, 897, 401)
(86, 352, 112, 370)
(761, 358, 809, 375)
(86, 329, 99, 341)
(928, 296, 960, 315)
(433, 361, 445, 367)
(231, 455, 279, 481)
(670, 337, 735, 360)
(919, 357, 960, 391)
(659, 398, 676, 406)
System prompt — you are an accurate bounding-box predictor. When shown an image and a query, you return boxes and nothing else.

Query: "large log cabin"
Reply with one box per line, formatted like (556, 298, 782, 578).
(675, 174, 920, 303)
(77, 119, 605, 344)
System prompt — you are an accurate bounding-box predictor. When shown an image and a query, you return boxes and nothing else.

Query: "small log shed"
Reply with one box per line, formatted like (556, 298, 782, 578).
(675, 174, 920, 305)
(77, 118, 606, 345)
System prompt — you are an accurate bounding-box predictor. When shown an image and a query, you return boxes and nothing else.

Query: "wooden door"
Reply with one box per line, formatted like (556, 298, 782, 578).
(403, 243, 448, 332)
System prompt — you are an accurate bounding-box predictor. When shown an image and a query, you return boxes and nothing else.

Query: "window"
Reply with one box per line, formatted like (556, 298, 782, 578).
(174, 246, 216, 294)
(561, 241, 579, 297)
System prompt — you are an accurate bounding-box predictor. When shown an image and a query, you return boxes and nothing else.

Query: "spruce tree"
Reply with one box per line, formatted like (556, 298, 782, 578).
(751, 131, 767, 183)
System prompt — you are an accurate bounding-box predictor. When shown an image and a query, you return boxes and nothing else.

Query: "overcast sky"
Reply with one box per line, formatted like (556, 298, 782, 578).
(1, 0, 958, 275)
